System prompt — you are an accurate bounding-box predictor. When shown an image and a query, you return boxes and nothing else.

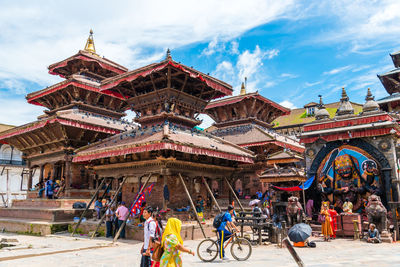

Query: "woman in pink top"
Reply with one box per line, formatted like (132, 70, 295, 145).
(116, 201, 129, 239)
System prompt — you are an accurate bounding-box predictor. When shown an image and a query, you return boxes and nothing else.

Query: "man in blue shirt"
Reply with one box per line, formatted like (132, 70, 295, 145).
(217, 205, 239, 260)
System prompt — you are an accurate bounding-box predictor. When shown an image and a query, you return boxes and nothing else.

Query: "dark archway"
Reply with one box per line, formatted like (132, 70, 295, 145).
(307, 138, 398, 209)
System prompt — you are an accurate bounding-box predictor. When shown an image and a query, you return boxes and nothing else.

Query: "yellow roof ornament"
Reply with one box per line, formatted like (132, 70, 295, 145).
(84, 29, 96, 54)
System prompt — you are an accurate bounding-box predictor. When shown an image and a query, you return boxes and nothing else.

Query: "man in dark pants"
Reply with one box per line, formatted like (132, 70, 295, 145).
(217, 205, 239, 260)
(115, 201, 129, 238)
(140, 207, 156, 267)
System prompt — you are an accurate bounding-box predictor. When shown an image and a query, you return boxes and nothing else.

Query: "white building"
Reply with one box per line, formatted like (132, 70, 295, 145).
(0, 124, 39, 207)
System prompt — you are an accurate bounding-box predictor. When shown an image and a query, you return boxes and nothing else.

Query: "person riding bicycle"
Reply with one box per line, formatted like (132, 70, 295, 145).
(217, 205, 239, 260)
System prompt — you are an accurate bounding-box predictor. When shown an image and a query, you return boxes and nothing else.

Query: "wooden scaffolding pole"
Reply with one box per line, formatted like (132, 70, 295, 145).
(224, 177, 244, 211)
(201, 176, 221, 213)
(113, 173, 153, 242)
(71, 177, 107, 236)
(91, 176, 128, 239)
(178, 173, 206, 239)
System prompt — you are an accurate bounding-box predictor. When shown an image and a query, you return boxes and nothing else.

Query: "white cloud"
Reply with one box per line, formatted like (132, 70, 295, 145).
(323, 65, 352, 75)
(214, 61, 235, 84)
(265, 81, 276, 88)
(266, 49, 280, 59)
(304, 81, 322, 87)
(0, 97, 44, 126)
(280, 73, 299, 79)
(279, 100, 297, 109)
(237, 45, 266, 84)
(0, 0, 296, 91)
(230, 41, 239, 55)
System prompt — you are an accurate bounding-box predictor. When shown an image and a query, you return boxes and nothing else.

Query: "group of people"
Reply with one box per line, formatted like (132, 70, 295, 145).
(140, 209, 195, 267)
(319, 200, 381, 243)
(35, 176, 65, 199)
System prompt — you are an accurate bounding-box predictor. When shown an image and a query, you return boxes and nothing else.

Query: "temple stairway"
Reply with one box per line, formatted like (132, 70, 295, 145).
(0, 198, 92, 235)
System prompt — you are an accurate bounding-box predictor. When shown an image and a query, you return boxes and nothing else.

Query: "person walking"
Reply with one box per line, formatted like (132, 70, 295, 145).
(105, 204, 115, 238)
(160, 218, 194, 267)
(217, 205, 239, 260)
(141, 207, 156, 267)
(115, 201, 129, 239)
(151, 211, 164, 267)
(320, 202, 333, 241)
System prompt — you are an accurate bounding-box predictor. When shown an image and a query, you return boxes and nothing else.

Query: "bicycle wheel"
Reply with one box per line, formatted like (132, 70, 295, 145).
(230, 237, 252, 261)
(197, 238, 219, 262)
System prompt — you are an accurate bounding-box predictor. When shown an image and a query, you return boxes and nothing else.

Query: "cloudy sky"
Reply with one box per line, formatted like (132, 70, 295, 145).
(1, 0, 400, 127)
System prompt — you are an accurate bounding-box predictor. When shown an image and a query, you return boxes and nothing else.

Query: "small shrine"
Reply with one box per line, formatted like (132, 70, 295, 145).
(300, 88, 400, 239)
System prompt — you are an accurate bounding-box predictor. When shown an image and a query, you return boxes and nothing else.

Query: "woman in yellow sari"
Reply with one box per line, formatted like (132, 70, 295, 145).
(320, 202, 333, 241)
(160, 218, 195, 267)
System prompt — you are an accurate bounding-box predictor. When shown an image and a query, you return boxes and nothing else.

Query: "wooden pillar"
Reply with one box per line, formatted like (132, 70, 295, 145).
(39, 164, 44, 182)
(65, 159, 71, 189)
(28, 168, 33, 190)
(163, 175, 167, 210)
(52, 163, 56, 180)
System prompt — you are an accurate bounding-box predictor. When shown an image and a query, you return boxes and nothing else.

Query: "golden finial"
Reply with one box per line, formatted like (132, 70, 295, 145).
(84, 29, 96, 54)
(240, 77, 247, 95)
(240, 82, 246, 95)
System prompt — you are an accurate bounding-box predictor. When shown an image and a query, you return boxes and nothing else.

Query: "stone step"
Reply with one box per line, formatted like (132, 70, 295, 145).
(12, 198, 91, 209)
(0, 218, 69, 236)
(0, 207, 93, 222)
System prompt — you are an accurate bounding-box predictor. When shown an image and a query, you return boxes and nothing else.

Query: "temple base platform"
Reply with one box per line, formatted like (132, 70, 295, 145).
(0, 198, 93, 236)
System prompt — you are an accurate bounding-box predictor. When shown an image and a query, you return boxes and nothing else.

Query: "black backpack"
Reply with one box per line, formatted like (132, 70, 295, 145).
(213, 212, 225, 228)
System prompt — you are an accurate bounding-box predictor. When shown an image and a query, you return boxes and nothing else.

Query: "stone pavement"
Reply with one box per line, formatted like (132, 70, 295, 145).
(0, 233, 399, 267)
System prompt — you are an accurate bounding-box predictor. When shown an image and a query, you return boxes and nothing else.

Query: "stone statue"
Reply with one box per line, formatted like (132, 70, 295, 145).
(366, 194, 387, 233)
(286, 196, 304, 227)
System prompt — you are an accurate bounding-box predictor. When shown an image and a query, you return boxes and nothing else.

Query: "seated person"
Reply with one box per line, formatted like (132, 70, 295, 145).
(365, 223, 381, 243)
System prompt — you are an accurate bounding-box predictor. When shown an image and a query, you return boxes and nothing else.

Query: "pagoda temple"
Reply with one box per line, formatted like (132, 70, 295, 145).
(377, 50, 400, 112)
(73, 50, 254, 209)
(0, 31, 133, 197)
(204, 83, 305, 196)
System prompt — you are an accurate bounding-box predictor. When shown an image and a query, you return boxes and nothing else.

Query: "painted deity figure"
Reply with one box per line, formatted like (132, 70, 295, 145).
(286, 196, 304, 227)
(333, 154, 364, 211)
(361, 160, 382, 196)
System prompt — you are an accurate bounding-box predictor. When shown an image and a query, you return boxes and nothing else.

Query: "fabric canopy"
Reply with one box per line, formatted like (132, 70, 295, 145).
(271, 176, 315, 192)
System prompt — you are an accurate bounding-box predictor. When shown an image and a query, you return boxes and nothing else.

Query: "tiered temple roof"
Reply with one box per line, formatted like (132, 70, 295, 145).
(74, 51, 254, 171)
(205, 87, 304, 155)
(378, 50, 400, 95)
(0, 31, 134, 190)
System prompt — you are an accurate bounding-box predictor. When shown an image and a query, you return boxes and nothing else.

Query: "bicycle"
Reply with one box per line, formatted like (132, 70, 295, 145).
(197, 231, 252, 262)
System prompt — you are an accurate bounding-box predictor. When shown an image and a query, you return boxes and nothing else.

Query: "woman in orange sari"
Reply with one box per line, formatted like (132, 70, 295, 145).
(320, 202, 333, 241)
(328, 205, 338, 238)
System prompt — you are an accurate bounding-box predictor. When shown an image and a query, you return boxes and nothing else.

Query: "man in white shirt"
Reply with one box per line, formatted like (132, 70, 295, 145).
(141, 207, 156, 267)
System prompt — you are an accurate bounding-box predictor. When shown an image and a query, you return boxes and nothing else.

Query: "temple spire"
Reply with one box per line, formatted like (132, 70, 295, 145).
(336, 87, 354, 116)
(84, 29, 96, 54)
(363, 88, 380, 113)
(166, 48, 172, 60)
(315, 95, 330, 120)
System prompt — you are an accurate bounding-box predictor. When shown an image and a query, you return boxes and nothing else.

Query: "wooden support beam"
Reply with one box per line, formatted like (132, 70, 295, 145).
(91, 177, 127, 239)
(178, 173, 206, 238)
(167, 66, 171, 89)
(201, 177, 221, 212)
(224, 177, 244, 211)
(113, 173, 153, 242)
(71, 177, 107, 236)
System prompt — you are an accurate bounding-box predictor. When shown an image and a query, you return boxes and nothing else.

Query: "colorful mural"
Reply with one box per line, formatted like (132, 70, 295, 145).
(317, 145, 382, 212)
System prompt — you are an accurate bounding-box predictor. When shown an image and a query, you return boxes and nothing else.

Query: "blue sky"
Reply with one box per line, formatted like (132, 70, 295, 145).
(0, 0, 400, 128)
